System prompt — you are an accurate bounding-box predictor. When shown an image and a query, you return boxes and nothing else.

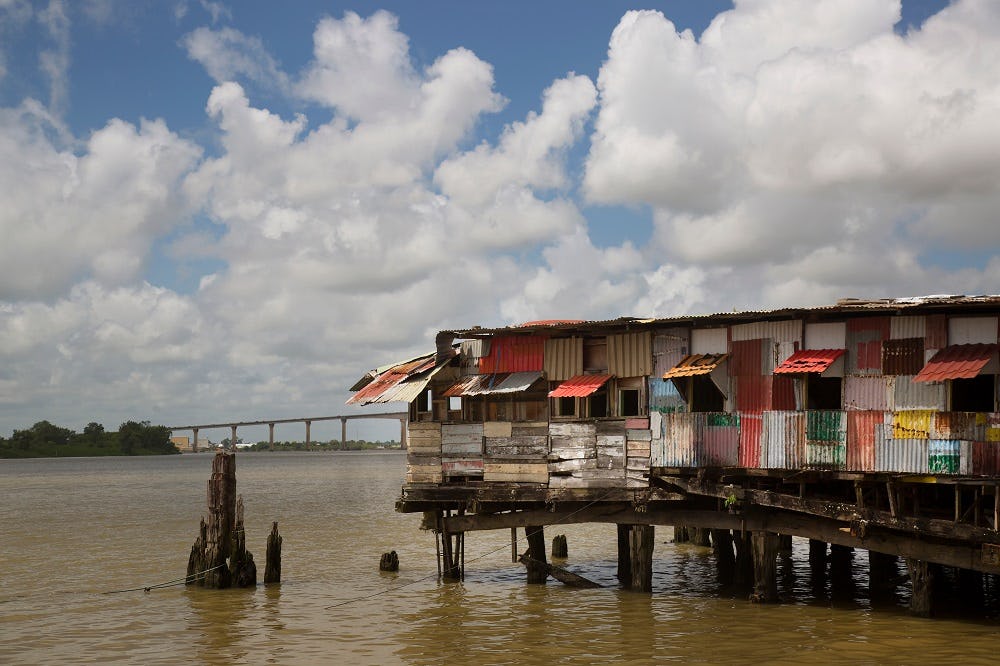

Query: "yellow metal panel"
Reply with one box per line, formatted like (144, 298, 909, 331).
(544, 337, 583, 381)
(892, 410, 934, 439)
(608, 331, 652, 377)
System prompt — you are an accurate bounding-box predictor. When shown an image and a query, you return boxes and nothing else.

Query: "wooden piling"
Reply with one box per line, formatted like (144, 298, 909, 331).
(379, 550, 399, 572)
(264, 521, 282, 583)
(750, 531, 779, 603)
(551, 534, 568, 559)
(628, 524, 655, 593)
(525, 525, 547, 584)
(617, 524, 631, 584)
(711, 528, 736, 584)
(868, 550, 897, 596)
(906, 558, 934, 617)
(808, 539, 827, 566)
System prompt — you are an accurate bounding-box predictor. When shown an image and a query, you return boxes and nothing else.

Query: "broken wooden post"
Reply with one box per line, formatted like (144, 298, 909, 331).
(906, 558, 934, 617)
(185, 451, 258, 589)
(379, 550, 399, 572)
(551, 534, 568, 559)
(518, 555, 601, 588)
(264, 522, 282, 583)
(629, 524, 654, 593)
(524, 525, 547, 584)
(750, 531, 779, 603)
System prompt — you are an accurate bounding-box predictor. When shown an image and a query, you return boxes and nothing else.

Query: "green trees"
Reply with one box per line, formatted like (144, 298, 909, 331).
(0, 420, 177, 458)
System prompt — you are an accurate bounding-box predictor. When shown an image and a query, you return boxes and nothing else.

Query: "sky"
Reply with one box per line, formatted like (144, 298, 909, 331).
(2, 0, 997, 443)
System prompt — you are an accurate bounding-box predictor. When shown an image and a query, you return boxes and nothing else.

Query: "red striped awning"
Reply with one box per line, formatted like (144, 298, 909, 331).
(914, 344, 998, 383)
(548, 374, 612, 398)
(773, 349, 845, 374)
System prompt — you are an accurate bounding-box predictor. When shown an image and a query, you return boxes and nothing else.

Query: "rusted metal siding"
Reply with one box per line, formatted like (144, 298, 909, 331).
(844, 376, 893, 411)
(948, 316, 999, 344)
(972, 440, 1000, 475)
(988, 414, 1000, 442)
(762, 411, 805, 469)
(846, 410, 884, 472)
(656, 413, 697, 467)
(701, 413, 740, 466)
(544, 337, 583, 381)
(652, 329, 689, 377)
(739, 412, 763, 467)
(607, 331, 652, 377)
(875, 425, 929, 473)
(479, 336, 545, 374)
(925, 314, 947, 349)
(882, 338, 924, 375)
(931, 412, 986, 441)
(894, 376, 947, 410)
(653, 412, 738, 467)
(928, 439, 970, 475)
(893, 410, 934, 439)
(649, 378, 686, 414)
(805, 410, 846, 469)
(846, 317, 890, 376)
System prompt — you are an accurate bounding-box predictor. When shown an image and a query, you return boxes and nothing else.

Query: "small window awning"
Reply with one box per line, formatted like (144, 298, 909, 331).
(773, 349, 845, 374)
(548, 374, 612, 398)
(662, 354, 728, 379)
(913, 344, 998, 383)
(443, 371, 544, 397)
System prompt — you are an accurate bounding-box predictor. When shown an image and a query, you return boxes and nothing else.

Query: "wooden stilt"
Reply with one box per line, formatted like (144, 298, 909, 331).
(906, 558, 934, 617)
(733, 530, 753, 589)
(750, 531, 779, 603)
(778, 534, 793, 551)
(264, 522, 282, 584)
(525, 525, 547, 584)
(711, 528, 736, 584)
(617, 524, 631, 585)
(690, 527, 711, 547)
(867, 550, 897, 596)
(808, 539, 827, 566)
(628, 524, 655, 593)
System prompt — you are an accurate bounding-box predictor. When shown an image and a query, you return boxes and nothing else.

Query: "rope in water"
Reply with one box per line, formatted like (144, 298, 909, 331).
(103, 563, 229, 594)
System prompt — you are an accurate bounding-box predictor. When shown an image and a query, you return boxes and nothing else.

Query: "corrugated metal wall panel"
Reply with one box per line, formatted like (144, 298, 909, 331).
(987, 414, 1000, 442)
(875, 425, 929, 473)
(972, 440, 1000, 475)
(653, 329, 689, 377)
(805, 322, 847, 349)
(846, 410, 884, 471)
(805, 410, 846, 469)
(656, 413, 697, 467)
(893, 410, 933, 439)
(882, 338, 924, 375)
(948, 317, 999, 344)
(894, 376, 947, 410)
(844, 376, 893, 410)
(692, 328, 728, 355)
(931, 412, 986, 440)
(762, 411, 805, 469)
(739, 412, 763, 467)
(928, 439, 963, 475)
(925, 314, 947, 349)
(736, 375, 770, 412)
(650, 378, 686, 414)
(729, 320, 802, 344)
(730, 339, 768, 376)
(543, 337, 583, 381)
(702, 413, 740, 467)
(773, 376, 796, 410)
(890, 316, 926, 340)
(846, 317, 890, 376)
(479, 336, 545, 374)
(607, 331, 652, 377)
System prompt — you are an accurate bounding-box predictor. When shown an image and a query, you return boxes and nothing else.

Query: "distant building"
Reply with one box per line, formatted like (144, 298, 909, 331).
(170, 435, 193, 452)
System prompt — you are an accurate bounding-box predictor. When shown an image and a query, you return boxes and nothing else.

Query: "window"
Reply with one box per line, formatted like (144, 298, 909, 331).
(552, 395, 577, 418)
(620, 389, 640, 416)
(684, 376, 724, 412)
(588, 388, 608, 417)
(951, 375, 995, 412)
(616, 376, 646, 417)
(807, 376, 842, 410)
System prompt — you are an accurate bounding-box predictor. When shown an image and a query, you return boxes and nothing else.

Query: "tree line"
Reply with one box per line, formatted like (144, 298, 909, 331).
(0, 420, 177, 458)
(244, 439, 400, 452)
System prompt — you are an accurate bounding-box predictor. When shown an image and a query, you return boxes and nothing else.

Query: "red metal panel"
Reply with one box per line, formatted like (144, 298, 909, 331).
(972, 441, 1000, 475)
(925, 314, 947, 349)
(736, 375, 769, 412)
(739, 412, 762, 467)
(914, 344, 998, 382)
(772, 376, 796, 411)
(548, 374, 612, 398)
(847, 317, 891, 337)
(479, 336, 545, 374)
(881, 338, 924, 375)
(847, 410, 882, 472)
(730, 339, 764, 376)
(773, 349, 844, 374)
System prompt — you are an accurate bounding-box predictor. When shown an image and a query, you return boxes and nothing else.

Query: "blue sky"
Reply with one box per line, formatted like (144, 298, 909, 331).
(2, 0, 997, 443)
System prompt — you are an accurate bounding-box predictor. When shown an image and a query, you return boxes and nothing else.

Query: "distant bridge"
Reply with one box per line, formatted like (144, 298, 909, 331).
(167, 412, 408, 451)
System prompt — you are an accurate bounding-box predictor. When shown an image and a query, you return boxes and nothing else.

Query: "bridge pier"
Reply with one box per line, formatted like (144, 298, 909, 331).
(230, 425, 237, 450)
(268, 423, 275, 451)
(341, 417, 347, 449)
(305, 420, 311, 446)
(192, 428, 199, 453)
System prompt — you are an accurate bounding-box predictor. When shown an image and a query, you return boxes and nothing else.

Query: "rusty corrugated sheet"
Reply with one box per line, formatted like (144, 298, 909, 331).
(893, 410, 933, 439)
(735, 376, 796, 412)
(607, 331, 652, 377)
(762, 411, 805, 469)
(805, 410, 846, 469)
(445, 371, 543, 396)
(773, 349, 845, 374)
(548, 374, 611, 398)
(346, 356, 436, 405)
(925, 314, 947, 349)
(729, 338, 771, 376)
(894, 377, 947, 410)
(653, 329, 689, 377)
(663, 353, 728, 378)
(931, 412, 986, 441)
(928, 439, 967, 475)
(972, 440, 1000, 475)
(987, 414, 1000, 442)
(882, 338, 924, 376)
(479, 335, 545, 374)
(649, 377, 686, 414)
(701, 413, 740, 466)
(739, 412, 763, 467)
(543, 337, 583, 381)
(846, 317, 890, 376)
(875, 426, 929, 473)
(913, 344, 998, 382)
(656, 413, 697, 467)
(847, 410, 884, 471)
(844, 375, 893, 411)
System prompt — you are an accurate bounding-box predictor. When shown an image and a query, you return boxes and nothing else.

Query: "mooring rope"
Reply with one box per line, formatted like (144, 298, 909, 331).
(324, 488, 622, 610)
(103, 563, 228, 595)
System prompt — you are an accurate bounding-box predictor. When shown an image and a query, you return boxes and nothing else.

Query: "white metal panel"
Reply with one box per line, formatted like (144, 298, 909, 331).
(692, 328, 728, 355)
(890, 316, 926, 340)
(948, 317, 998, 344)
(730, 320, 802, 344)
(805, 322, 847, 350)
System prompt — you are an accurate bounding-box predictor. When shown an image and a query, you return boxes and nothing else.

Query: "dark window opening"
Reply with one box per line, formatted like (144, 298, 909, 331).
(691, 375, 724, 413)
(951, 375, 995, 412)
(589, 389, 608, 418)
(556, 396, 576, 416)
(808, 376, 843, 410)
(620, 389, 640, 417)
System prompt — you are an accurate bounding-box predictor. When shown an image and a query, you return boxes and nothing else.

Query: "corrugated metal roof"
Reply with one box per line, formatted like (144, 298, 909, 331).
(662, 354, 729, 379)
(346, 355, 436, 405)
(913, 344, 999, 382)
(443, 371, 543, 396)
(773, 349, 845, 374)
(548, 374, 612, 398)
